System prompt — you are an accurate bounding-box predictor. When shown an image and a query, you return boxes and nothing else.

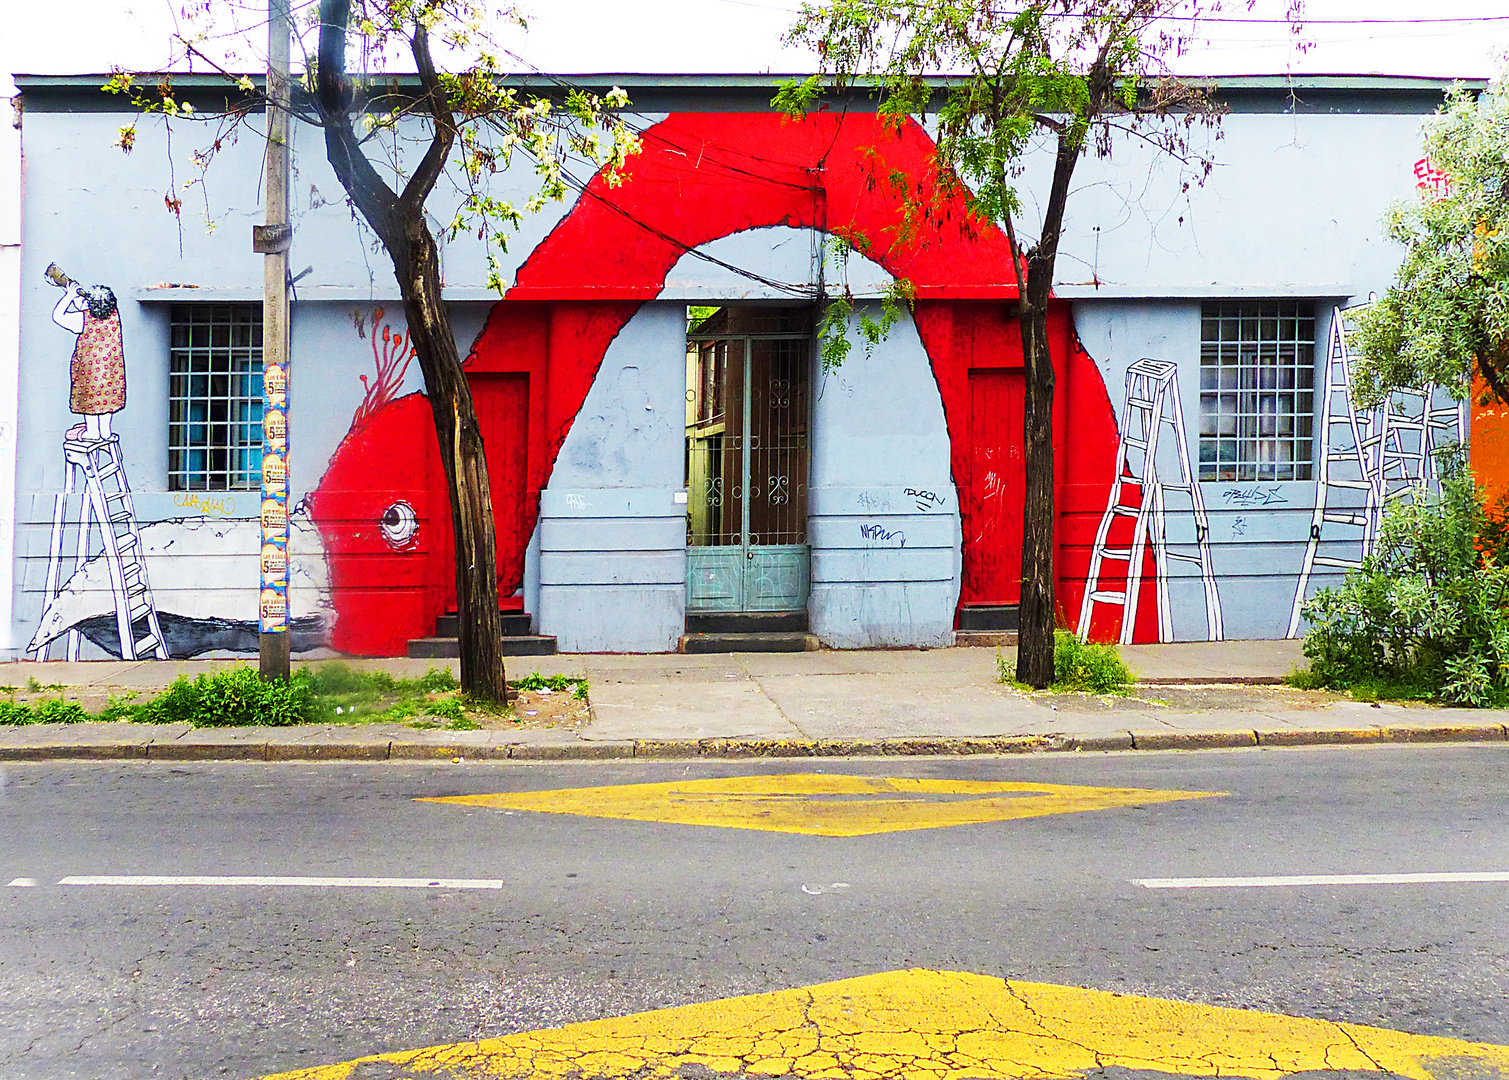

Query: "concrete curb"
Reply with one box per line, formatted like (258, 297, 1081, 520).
(1, 724, 1505, 761)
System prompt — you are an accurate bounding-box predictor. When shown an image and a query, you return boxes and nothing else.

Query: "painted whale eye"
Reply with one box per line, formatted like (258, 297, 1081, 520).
(380, 500, 419, 549)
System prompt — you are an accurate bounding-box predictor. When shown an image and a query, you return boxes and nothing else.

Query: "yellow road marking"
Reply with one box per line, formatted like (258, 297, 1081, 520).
(419, 773, 1219, 836)
(255, 968, 1509, 1080)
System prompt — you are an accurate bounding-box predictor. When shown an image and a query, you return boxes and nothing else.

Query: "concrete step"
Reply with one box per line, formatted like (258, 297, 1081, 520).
(679, 632, 818, 654)
(407, 635, 558, 659)
(435, 612, 534, 637)
(685, 611, 809, 634)
(955, 630, 1018, 647)
(958, 605, 1019, 631)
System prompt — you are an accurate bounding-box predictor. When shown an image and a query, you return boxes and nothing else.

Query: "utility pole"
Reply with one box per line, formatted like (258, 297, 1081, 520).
(255, 0, 292, 681)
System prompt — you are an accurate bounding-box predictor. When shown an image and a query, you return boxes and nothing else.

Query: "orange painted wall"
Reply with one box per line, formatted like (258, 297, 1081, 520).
(1471, 375, 1509, 512)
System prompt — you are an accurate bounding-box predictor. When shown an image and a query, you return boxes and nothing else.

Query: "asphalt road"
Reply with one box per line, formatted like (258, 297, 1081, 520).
(1, 746, 1506, 1079)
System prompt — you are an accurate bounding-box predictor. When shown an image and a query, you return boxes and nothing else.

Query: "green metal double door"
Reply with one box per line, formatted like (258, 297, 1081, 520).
(684, 310, 811, 613)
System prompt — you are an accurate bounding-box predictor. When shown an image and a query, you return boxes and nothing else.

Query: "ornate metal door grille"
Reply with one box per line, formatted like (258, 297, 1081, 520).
(685, 309, 811, 612)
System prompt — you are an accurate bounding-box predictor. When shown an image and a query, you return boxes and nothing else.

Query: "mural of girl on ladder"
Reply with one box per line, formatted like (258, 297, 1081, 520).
(46, 262, 125, 442)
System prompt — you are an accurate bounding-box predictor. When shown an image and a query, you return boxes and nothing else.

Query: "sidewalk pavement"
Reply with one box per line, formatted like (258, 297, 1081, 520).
(2, 640, 1506, 761)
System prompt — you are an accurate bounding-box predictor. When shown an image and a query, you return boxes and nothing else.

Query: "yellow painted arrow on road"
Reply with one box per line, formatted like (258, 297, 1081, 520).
(256, 968, 1509, 1080)
(419, 773, 1220, 836)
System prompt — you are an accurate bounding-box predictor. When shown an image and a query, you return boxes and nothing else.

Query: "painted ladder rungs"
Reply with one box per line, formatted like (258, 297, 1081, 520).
(1111, 506, 1142, 517)
(1322, 512, 1369, 527)
(1165, 552, 1203, 564)
(1089, 590, 1128, 604)
(1325, 480, 1372, 491)
(1097, 548, 1133, 560)
(1313, 556, 1364, 569)
(133, 634, 163, 655)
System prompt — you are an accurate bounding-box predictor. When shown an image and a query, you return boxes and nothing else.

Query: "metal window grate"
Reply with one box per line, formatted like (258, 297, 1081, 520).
(1198, 300, 1316, 482)
(168, 305, 264, 491)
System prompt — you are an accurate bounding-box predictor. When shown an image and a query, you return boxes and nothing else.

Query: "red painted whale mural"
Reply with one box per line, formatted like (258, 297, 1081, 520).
(310, 111, 1153, 655)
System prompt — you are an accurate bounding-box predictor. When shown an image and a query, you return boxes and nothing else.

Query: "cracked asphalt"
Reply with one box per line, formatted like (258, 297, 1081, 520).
(1, 745, 1507, 1079)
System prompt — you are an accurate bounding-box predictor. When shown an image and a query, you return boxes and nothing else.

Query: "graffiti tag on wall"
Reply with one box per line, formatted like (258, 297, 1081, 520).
(904, 487, 945, 512)
(860, 523, 906, 547)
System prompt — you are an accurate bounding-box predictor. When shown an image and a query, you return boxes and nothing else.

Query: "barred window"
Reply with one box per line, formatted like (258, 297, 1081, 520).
(1199, 300, 1316, 482)
(168, 305, 264, 490)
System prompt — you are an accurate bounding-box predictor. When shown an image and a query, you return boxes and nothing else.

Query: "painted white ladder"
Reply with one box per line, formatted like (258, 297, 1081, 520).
(1373, 386, 1434, 506)
(1287, 308, 1468, 638)
(1287, 308, 1379, 639)
(1078, 358, 1223, 645)
(31, 437, 167, 661)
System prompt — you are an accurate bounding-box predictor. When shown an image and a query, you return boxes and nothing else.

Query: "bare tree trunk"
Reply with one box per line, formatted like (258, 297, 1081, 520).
(315, 0, 506, 702)
(1015, 292, 1057, 688)
(396, 222, 507, 703)
(1014, 131, 1081, 689)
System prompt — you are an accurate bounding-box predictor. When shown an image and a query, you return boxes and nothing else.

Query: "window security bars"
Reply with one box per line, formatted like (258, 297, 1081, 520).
(168, 305, 264, 491)
(1198, 301, 1316, 482)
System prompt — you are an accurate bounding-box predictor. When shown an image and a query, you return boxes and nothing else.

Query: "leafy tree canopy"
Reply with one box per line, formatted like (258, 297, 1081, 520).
(1352, 72, 1509, 408)
(773, 0, 1222, 272)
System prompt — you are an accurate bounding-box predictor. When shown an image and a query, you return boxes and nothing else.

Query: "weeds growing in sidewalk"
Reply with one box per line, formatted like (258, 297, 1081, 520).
(997, 632, 1133, 695)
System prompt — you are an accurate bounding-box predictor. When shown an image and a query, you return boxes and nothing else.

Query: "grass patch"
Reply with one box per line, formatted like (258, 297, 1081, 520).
(1285, 665, 1437, 703)
(0, 663, 590, 728)
(1282, 667, 1327, 691)
(996, 632, 1134, 695)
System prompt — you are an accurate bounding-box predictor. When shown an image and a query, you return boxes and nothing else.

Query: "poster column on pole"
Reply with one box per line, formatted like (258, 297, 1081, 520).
(260, 363, 289, 635)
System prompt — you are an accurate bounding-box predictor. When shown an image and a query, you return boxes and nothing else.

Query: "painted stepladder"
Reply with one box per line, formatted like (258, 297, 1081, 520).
(31, 437, 167, 660)
(1078, 358, 1223, 644)
(1285, 307, 1464, 638)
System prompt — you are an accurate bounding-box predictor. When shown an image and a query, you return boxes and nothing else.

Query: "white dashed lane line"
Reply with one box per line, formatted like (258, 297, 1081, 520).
(1136, 871, 1509, 889)
(50, 875, 503, 889)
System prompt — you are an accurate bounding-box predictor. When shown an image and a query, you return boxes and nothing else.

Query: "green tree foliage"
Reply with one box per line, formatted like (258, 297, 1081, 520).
(1350, 73, 1509, 407)
(774, 0, 1225, 687)
(1301, 451, 1509, 706)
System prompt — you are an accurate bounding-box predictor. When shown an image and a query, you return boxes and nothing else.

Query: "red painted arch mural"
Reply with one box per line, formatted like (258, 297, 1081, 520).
(310, 111, 1156, 654)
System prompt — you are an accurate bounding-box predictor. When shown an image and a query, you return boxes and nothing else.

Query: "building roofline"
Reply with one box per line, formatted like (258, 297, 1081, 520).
(12, 71, 1490, 89)
(12, 71, 1487, 115)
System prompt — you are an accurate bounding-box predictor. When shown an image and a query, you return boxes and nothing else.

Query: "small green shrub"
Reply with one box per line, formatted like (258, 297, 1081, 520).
(1300, 449, 1509, 706)
(447, 716, 482, 731)
(511, 672, 587, 695)
(0, 700, 34, 725)
(416, 668, 458, 693)
(425, 697, 466, 722)
(1052, 631, 1134, 694)
(33, 698, 87, 724)
(996, 635, 1134, 694)
(133, 668, 315, 727)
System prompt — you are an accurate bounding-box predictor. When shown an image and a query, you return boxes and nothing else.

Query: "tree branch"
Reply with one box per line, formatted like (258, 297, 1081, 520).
(401, 18, 456, 213)
(316, 0, 404, 251)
